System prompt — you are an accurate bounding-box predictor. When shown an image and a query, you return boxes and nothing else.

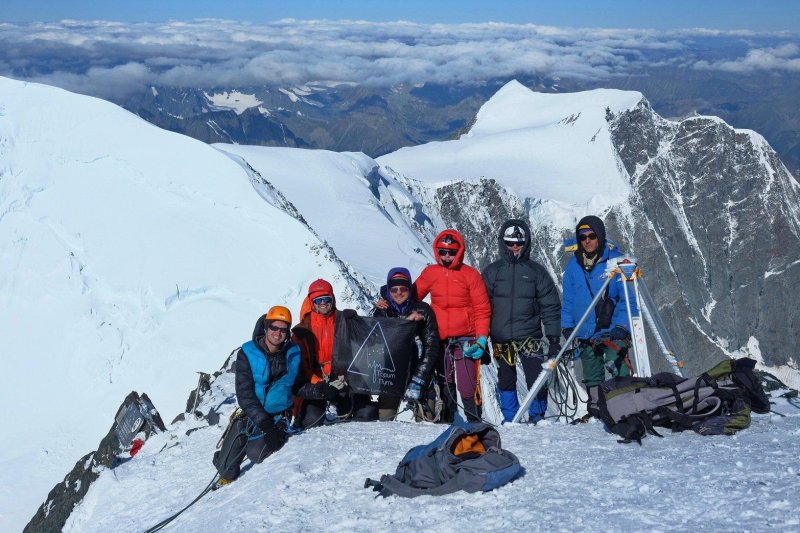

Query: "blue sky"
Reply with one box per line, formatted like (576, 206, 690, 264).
(3, 0, 799, 31)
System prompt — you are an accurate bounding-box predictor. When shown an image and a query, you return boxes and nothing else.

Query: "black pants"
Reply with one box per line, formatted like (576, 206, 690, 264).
(213, 416, 286, 481)
(300, 393, 378, 428)
(497, 353, 548, 400)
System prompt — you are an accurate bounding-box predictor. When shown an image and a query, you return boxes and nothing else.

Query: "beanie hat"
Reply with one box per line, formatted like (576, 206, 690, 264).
(308, 279, 334, 300)
(386, 267, 412, 289)
(503, 224, 526, 243)
(577, 224, 593, 236)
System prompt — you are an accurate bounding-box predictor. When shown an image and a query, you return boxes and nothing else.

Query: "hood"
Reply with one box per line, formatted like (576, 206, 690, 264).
(432, 229, 466, 269)
(575, 215, 607, 254)
(498, 219, 531, 263)
(300, 278, 337, 320)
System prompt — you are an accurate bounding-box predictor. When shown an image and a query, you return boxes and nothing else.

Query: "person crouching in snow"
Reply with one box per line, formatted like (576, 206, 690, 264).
(292, 278, 378, 427)
(213, 306, 304, 487)
(415, 230, 491, 422)
(372, 267, 441, 421)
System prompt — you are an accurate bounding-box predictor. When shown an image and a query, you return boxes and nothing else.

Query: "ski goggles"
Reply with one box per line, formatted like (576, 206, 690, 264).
(312, 296, 333, 305)
(438, 249, 458, 257)
(579, 233, 598, 242)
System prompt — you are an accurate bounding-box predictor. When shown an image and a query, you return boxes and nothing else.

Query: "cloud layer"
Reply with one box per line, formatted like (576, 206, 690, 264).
(0, 19, 797, 99)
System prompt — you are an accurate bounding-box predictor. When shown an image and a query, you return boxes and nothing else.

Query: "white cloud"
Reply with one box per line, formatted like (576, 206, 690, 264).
(694, 43, 800, 73)
(0, 19, 797, 99)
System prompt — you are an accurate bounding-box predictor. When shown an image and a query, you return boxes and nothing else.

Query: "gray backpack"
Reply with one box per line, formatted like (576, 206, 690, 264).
(365, 420, 521, 497)
(594, 358, 770, 444)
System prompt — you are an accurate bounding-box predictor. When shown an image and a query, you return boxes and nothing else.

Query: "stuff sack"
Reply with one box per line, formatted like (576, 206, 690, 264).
(365, 419, 521, 497)
(594, 357, 769, 444)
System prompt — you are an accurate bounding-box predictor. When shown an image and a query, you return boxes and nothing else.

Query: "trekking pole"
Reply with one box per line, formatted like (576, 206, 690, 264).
(636, 278, 685, 377)
(512, 274, 615, 423)
(615, 260, 651, 377)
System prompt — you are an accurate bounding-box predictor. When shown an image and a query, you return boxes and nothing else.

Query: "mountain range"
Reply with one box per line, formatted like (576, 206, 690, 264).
(1, 74, 799, 530)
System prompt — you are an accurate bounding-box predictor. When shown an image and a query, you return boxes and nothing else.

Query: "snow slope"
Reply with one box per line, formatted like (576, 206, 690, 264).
(0, 77, 359, 530)
(378, 80, 642, 212)
(214, 145, 434, 285)
(66, 368, 800, 532)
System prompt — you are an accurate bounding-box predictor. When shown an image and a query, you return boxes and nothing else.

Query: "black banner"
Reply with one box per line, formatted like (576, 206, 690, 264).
(333, 315, 418, 396)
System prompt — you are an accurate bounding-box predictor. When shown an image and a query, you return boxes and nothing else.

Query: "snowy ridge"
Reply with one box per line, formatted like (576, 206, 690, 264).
(64, 364, 800, 532)
(0, 76, 368, 530)
(378, 80, 641, 206)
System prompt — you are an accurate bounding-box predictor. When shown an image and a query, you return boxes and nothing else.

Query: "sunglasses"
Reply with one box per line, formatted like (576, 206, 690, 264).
(390, 286, 410, 294)
(312, 296, 333, 305)
(438, 249, 458, 257)
(579, 233, 598, 242)
(504, 241, 523, 247)
(267, 324, 290, 335)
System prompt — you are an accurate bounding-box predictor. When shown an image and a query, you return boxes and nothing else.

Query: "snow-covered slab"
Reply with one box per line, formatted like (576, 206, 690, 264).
(378, 80, 642, 207)
(215, 145, 434, 284)
(203, 90, 262, 115)
(0, 76, 346, 530)
(66, 401, 800, 532)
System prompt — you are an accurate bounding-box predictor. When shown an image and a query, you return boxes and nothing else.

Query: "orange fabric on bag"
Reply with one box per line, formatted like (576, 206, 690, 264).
(452, 434, 486, 456)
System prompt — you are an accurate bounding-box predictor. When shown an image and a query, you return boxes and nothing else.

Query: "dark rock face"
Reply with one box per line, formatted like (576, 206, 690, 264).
(25, 392, 165, 533)
(609, 100, 800, 373)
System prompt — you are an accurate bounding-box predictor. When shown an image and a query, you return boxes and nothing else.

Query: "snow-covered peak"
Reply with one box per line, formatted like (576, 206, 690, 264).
(467, 80, 642, 138)
(0, 76, 353, 529)
(377, 80, 643, 208)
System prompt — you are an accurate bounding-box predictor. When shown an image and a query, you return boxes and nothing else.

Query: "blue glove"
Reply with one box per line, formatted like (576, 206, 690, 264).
(589, 329, 611, 343)
(403, 376, 426, 402)
(463, 336, 488, 360)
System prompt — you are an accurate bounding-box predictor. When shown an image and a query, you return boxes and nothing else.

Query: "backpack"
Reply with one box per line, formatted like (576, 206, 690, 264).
(365, 419, 521, 497)
(594, 357, 770, 444)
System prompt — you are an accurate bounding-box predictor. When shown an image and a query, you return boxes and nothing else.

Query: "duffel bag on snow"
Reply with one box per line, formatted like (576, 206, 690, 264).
(593, 357, 770, 444)
(365, 419, 521, 497)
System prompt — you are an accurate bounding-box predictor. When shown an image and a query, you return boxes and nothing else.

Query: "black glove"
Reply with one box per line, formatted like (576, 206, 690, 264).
(561, 328, 574, 341)
(258, 417, 288, 451)
(546, 335, 561, 357)
(313, 381, 340, 400)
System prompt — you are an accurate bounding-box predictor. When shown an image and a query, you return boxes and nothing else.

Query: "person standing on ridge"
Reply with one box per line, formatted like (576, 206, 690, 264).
(414, 229, 492, 422)
(372, 267, 441, 421)
(561, 215, 636, 412)
(213, 306, 304, 487)
(292, 278, 378, 427)
(482, 219, 562, 423)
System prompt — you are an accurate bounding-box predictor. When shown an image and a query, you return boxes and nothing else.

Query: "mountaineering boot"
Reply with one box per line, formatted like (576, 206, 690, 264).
(499, 390, 520, 422)
(461, 398, 482, 422)
(212, 478, 233, 491)
(528, 399, 547, 424)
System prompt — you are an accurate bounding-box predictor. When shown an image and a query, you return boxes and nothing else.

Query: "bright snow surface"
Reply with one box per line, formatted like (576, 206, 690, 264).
(0, 77, 361, 529)
(66, 367, 800, 532)
(214, 144, 434, 285)
(377, 80, 642, 209)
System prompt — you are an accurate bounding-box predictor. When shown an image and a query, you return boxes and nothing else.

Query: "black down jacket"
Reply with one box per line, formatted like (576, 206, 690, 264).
(372, 286, 441, 389)
(482, 219, 562, 342)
